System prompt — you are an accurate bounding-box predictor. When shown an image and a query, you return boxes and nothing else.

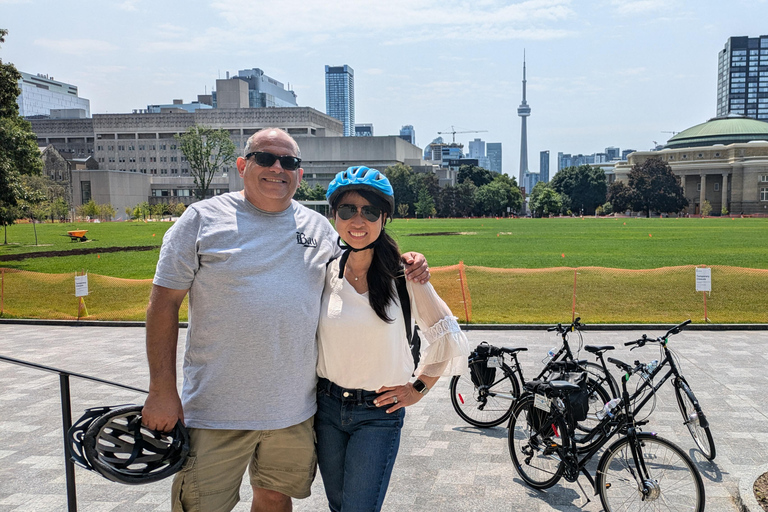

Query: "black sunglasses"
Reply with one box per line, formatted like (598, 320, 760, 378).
(245, 151, 302, 171)
(337, 204, 383, 222)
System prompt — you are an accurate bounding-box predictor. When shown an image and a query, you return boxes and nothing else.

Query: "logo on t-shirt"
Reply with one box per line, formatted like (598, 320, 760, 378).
(296, 232, 318, 248)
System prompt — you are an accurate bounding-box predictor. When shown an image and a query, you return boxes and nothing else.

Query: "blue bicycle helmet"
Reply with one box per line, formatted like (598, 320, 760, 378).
(326, 166, 395, 212)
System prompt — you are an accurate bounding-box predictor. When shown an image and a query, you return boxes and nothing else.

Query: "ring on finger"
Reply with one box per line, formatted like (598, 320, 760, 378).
(393, 396, 398, 404)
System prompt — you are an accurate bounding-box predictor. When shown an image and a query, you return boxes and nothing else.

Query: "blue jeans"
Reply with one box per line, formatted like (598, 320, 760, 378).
(315, 378, 405, 512)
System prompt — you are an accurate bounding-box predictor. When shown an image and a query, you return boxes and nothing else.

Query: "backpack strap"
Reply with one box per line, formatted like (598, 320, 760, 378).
(396, 271, 421, 371)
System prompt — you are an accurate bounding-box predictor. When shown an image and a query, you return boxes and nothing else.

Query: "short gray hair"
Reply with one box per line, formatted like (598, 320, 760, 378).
(244, 128, 301, 158)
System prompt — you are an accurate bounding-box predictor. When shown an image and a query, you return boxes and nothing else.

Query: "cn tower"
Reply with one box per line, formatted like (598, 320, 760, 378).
(517, 52, 531, 187)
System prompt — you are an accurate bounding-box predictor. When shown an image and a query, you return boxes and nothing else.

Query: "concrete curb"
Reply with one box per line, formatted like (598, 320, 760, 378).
(0, 318, 766, 331)
(737, 464, 768, 512)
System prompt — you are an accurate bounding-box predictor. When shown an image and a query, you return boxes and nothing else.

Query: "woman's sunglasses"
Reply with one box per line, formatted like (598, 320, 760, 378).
(245, 151, 302, 171)
(336, 204, 382, 222)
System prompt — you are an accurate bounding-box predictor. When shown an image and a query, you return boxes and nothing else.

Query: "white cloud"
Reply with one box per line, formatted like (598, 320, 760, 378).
(364, 68, 385, 75)
(33, 39, 118, 56)
(117, 0, 139, 11)
(608, 0, 670, 16)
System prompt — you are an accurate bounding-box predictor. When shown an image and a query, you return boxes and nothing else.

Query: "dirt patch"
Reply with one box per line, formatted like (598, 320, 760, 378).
(755, 472, 768, 511)
(406, 232, 477, 236)
(0, 245, 158, 262)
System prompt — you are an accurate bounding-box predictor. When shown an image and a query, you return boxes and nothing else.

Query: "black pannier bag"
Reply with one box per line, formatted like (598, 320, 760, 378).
(561, 371, 590, 423)
(468, 342, 496, 387)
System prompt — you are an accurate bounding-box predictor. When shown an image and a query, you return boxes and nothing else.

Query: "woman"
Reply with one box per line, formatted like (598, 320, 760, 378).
(315, 165, 470, 512)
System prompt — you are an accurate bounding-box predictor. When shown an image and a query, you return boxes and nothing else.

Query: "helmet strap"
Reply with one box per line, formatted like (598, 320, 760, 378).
(336, 234, 381, 279)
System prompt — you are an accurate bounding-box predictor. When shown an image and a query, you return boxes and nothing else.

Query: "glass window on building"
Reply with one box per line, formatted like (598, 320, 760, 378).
(81, 181, 91, 203)
(761, 187, 768, 201)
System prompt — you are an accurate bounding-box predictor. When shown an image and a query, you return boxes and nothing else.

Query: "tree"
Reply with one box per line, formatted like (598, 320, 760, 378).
(175, 125, 236, 200)
(627, 157, 687, 217)
(384, 163, 416, 217)
(414, 187, 436, 218)
(700, 200, 712, 217)
(607, 181, 634, 214)
(151, 203, 165, 220)
(457, 165, 493, 187)
(0, 201, 19, 244)
(171, 202, 186, 218)
(0, 30, 43, 206)
(397, 204, 409, 218)
(550, 165, 607, 215)
(294, 181, 327, 201)
(98, 203, 116, 221)
(454, 180, 477, 217)
(529, 182, 563, 217)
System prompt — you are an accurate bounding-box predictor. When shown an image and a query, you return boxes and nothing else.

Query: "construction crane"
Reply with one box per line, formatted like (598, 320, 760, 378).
(437, 126, 488, 144)
(661, 130, 679, 136)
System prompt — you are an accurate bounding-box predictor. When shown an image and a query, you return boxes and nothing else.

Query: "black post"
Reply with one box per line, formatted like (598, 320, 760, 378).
(59, 374, 77, 512)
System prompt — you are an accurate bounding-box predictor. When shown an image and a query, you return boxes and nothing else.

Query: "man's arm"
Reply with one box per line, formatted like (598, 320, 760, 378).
(142, 284, 188, 431)
(401, 251, 430, 284)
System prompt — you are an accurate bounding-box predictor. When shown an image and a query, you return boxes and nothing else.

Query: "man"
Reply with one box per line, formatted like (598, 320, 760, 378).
(142, 128, 428, 512)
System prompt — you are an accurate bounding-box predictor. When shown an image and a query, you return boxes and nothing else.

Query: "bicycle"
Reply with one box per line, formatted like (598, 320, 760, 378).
(450, 318, 615, 450)
(621, 319, 716, 460)
(507, 356, 705, 511)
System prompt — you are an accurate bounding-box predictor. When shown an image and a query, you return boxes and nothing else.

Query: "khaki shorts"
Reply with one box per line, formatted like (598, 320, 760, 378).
(171, 417, 317, 512)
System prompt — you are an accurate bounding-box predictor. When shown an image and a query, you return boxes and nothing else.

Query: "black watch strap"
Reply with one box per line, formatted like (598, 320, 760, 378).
(413, 379, 429, 395)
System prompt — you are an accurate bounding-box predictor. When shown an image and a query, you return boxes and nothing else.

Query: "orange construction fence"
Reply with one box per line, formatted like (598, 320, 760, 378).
(1, 265, 766, 324)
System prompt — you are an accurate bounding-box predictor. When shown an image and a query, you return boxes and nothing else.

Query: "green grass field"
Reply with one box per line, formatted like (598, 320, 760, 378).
(2, 217, 766, 323)
(2, 217, 767, 278)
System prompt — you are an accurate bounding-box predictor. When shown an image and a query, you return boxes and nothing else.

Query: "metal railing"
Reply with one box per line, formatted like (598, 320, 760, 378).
(0, 354, 148, 512)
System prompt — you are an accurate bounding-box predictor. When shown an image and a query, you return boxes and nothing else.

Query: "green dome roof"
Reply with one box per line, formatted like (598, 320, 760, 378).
(665, 116, 768, 149)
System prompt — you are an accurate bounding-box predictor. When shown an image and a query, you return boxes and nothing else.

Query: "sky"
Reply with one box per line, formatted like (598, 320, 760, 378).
(2, 0, 768, 178)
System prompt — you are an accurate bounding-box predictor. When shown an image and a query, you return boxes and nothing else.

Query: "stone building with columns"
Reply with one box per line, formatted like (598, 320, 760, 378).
(614, 116, 768, 215)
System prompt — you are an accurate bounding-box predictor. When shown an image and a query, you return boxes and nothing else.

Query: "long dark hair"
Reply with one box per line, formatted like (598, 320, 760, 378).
(332, 189, 401, 323)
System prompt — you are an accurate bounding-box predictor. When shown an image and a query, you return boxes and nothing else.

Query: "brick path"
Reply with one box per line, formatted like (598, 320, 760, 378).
(1, 324, 764, 511)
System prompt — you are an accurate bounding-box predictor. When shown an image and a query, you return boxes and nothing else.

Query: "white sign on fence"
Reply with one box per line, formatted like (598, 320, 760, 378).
(75, 274, 89, 297)
(695, 267, 711, 292)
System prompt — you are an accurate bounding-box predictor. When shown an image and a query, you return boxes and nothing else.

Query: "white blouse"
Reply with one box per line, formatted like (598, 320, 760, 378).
(316, 258, 470, 391)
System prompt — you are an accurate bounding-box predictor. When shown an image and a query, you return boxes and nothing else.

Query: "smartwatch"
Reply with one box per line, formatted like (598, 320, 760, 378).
(412, 379, 429, 395)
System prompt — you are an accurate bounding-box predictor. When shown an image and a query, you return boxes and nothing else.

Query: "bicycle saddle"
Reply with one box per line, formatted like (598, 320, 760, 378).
(585, 345, 615, 354)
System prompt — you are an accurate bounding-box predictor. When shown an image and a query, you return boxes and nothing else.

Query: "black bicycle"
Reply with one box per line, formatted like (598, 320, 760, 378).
(450, 319, 615, 450)
(507, 357, 705, 511)
(621, 319, 716, 460)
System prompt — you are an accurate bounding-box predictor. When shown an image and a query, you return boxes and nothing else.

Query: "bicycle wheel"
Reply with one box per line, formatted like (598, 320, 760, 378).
(573, 377, 611, 453)
(580, 360, 619, 399)
(507, 395, 564, 489)
(597, 433, 704, 512)
(675, 380, 716, 460)
(450, 363, 519, 428)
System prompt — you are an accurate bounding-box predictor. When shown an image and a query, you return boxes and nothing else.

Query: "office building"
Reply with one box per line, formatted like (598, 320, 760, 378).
(539, 150, 549, 182)
(141, 99, 213, 114)
(605, 146, 620, 161)
(621, 149, 636, 160)
(717, 35, 768, 121)
(17, 71, 90, 118)
(325, 65, 355, 136)
(487, 143, 502, 173)
(399, 125, 415, 145)
(517, 56, 531, 184)
(468, 138, 485, 159)
(522, 171, 540, 194)
(355, 124, 373, 137)
(614, 116, 768, 215)
(212, 68, 298, 109)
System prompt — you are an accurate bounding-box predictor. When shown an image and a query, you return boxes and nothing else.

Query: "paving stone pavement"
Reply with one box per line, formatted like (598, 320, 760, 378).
(1, 324, 765, 511)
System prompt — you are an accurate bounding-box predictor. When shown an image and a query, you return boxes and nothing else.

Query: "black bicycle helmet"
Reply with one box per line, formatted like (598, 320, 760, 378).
(69, 404, 189, 485)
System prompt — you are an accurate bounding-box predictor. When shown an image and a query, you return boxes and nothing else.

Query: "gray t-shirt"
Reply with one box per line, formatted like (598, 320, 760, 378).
(153, 192, 339, 430)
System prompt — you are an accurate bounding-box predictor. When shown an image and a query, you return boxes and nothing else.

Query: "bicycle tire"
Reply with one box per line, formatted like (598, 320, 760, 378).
(507, 395, 565, 489)
(580, 360, 619, 399)
(597, 433, 704, 512)
(675, 380, 716, 460)
(450, 363, 519, 428)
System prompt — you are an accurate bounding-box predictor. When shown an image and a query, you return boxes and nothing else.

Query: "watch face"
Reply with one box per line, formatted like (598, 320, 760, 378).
(414, 379, 428, 394)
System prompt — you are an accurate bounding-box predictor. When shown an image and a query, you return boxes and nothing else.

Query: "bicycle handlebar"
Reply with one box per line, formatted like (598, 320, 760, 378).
(624, 319, 691, 347)
(607, 356, 644, 375)
(547, 317, 583, 334)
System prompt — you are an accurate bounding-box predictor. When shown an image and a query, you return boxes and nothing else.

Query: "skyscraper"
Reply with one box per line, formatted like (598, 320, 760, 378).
(487, 143, 502, 173)
(517, 54, 531, 185)
(717, 35, 768, 121)
(399, 125, 416, 145)
(539, 150, 549, 182)
(325, 65, 355, 136)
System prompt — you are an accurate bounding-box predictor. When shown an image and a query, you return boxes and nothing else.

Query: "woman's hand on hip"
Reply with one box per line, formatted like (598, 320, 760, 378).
(374, 383, 422, 413)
